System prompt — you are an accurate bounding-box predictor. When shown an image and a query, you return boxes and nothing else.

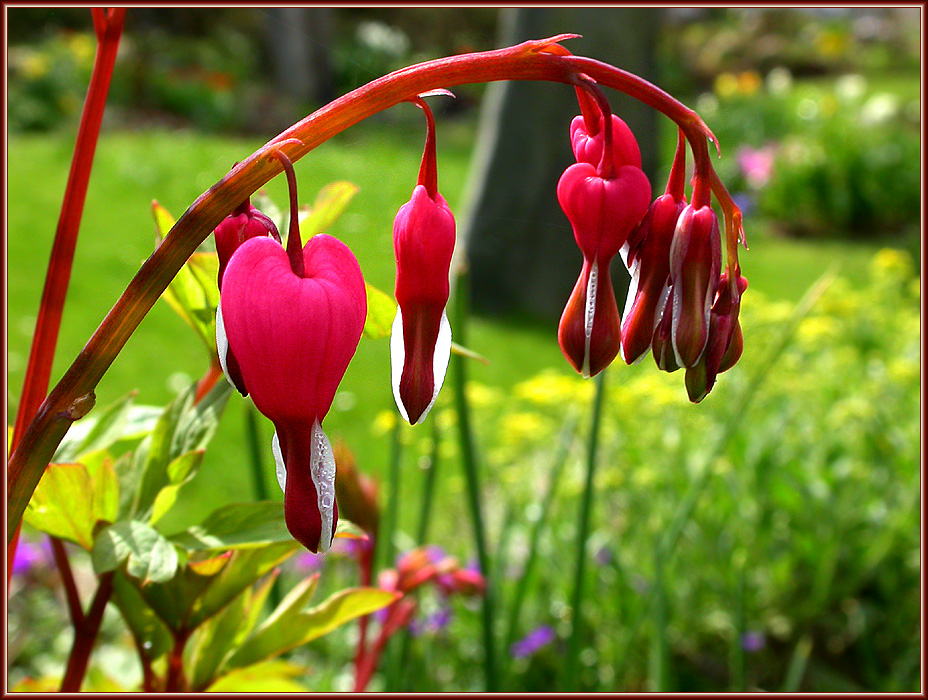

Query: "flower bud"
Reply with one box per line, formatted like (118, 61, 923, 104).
(570, 114, 642, 171)
(620, 194, 686, 364)
(391, 185, 456, 424)
(333, 441, 379, 538)
(669, 204, 722, 368)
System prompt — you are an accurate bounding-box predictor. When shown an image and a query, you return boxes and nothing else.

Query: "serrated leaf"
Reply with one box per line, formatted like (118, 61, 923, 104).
(92, 519, 178, 585)
(227, 586, 399, 670)
(298, 181, 359, 243)
(24, 460, 118, 549)
(363, 282, 397, 339)
(170, 501, 293, 552)
(205, 661, 311, 693)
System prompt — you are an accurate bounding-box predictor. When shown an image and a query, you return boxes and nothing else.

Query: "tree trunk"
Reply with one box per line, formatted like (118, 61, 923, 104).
(457, 7, 660, 320)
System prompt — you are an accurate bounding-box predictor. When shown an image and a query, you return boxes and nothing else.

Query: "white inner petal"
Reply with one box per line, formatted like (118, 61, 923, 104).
(272, 430, 286, 492)
(215, 304, 234, 388)
(418, 308, 451, 425)
(310, 419, 337, 552)
(582, 259, 598, 379)
(389, 308, 410, 423)
(619, 257, 641, 364)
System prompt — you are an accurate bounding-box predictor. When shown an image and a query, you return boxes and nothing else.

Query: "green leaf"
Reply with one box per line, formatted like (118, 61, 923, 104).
(132, 382, 230, 521)
(154, 201, 221, 352)
(92, 519, 179, 584)
(363, 282, 397, 339)
(24, 459, 118, 549)
(111, 569, 173, 662)
(298, 181, 359, 243)
(53, 391, 136, 463)
(170, 501, 293, 552)
(187, 542, 298, 629)
(451, 341, 490, 365)
(150, 450, 206, 525)
(227, 586, 399, 670)
(205, 661, 311, 693)
(186, 571, 280, 691)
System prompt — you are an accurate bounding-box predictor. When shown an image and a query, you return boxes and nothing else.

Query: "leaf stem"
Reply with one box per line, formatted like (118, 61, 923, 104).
(59, 571, 115, 692)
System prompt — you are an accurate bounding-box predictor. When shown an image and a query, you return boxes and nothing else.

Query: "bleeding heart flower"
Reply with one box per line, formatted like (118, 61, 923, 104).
(391, 95, 456, 424)
(556, 159, 651, 377)
(570, 113, 642, 171)
(219, 233, 366, 552)
(620, 193, 686, 365)
(213, 200, 281, 396)
(684, 271, 748, 402)
(668, 204, 722, 368)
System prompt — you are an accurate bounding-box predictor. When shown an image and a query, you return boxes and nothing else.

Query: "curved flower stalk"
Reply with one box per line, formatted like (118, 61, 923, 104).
(557, 79, 652, 378)
(9, 34, 748, 537)
(218, 149, 367, 552)
(391, 94, 456, 424)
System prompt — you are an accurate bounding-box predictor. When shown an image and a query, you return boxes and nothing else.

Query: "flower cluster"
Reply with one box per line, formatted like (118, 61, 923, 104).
(557, 83, 747, 402)
(210, 66, 747, 555)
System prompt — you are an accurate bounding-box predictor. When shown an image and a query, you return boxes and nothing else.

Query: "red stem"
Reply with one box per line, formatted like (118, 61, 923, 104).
(270, 148, 306, 277)
(8, 8, 125, 578)
(574, 77, 616, 179)
(8, 35, 733, 536)
(59, 571, 115, 692)
(411, 97, 439, 198)
(165, 629, 191, 692)
(50, 537, 84, 628)
(353, 541, 375, 685)
(666, 127, 688, 201)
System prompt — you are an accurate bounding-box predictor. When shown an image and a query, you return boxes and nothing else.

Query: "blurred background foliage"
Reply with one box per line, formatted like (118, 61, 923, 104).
(7, 6, 922, 694)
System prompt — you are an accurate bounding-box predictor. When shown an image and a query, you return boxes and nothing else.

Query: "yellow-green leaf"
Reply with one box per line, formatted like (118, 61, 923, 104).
(363, 282, 397, 339)
(206, 661, 311, 693)
(298, 181, 359, 243)
(24, 459, 118, 549)
(227, 586, 399, 670)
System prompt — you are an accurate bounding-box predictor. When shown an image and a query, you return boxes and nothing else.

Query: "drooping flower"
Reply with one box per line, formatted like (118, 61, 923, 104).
(218, 151, 367, 552)
(557, 87, 651, 378)
(391, 95, 456, 424)
(668, 203, 722, 369)
(620, 129, 688, 365)
(684, 271, 748, 402)
(213, 198, 281, 396)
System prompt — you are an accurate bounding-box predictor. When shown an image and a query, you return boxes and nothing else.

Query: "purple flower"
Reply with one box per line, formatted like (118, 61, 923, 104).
(13, 538, 53, 576)
(410, 606, 453, 637)
(510, 625, 556, 658)
(291, 550, 326, 573)
(741, 631, 766, 653)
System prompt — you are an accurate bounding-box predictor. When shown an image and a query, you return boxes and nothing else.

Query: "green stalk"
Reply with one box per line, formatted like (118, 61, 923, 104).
(504, 412, 578, 653)
(451, 271, 498, 691)
(563, 370, 607, 691)
(378, 420, 404, 575)
(244, 402, 269, 502)
(648, 548, 668, 692)
(415, 418, 442, 545)
(729, 555, 746, 692)
(620, 271, 838, 662)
